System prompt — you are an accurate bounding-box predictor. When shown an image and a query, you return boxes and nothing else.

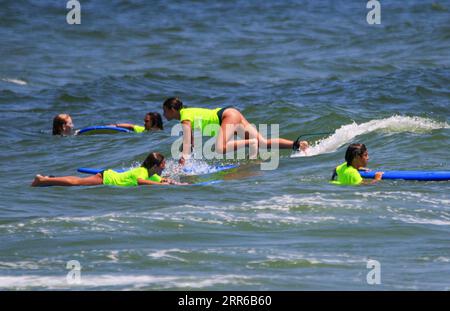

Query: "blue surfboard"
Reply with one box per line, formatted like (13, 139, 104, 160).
(77, 126, 133, 135)
(77, 167, 123, 174)
(359, 170, 450, 181)
(40, 177, 221, 187)
(77, 164, 238, 176)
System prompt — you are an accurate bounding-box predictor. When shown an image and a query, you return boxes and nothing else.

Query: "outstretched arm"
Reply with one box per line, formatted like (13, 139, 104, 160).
(161, 177, 189, 186)
(137, 178, 170, 186)
(138, 178, 188, 186)
(111, 123, 135, 130)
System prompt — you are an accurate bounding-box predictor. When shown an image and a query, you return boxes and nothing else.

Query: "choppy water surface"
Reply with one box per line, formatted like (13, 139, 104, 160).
(0, 0, 449, 290)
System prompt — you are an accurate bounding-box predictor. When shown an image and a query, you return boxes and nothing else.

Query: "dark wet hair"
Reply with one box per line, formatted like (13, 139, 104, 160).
(141, 152, 164, 172)
(52, 114, 70, 135)
(345, 143, 367, 166)
(162, 97, 184, 111)
(146, 112, 163, 130)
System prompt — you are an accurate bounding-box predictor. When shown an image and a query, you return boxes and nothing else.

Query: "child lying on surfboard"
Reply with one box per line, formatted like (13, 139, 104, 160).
(331, 143, 383, 185)
(31, 152, 186, 187)
(110, 112, 163, 133)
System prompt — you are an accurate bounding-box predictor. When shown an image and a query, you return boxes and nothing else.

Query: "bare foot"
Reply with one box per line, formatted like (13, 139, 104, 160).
(31, 174, 46, 187)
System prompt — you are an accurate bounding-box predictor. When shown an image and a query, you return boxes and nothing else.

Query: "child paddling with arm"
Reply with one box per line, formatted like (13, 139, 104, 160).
(31, 152, 186, 187)
(331, 143, 383, 185)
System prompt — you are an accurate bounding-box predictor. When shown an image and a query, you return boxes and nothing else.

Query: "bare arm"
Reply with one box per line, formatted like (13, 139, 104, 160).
(361, 172, 384, 185)
(161, 177, 189, 186)
(180, 120, 192, 164)
(137, 178, 170, 186)
(111, 123, 135, 130)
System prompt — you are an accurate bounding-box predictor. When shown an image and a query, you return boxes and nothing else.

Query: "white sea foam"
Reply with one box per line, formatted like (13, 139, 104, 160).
(386, 205, 450, 226)
(162, 158, 233, 179)
(247, 251, 366, 268)
(1, 78, 27, 85)
(0, 261, 39, 270)
(435, 257, 450, 263)
(0, 274, 254, 290)
(292, 115, 449, 157)
(147, 249, 189, 262)
(3, 190, 445, 236)
(241, 194, 364, 211)
(391, 215, 450, 226)
(168, 194, 361, 227)
(355, 191, 450, 209)
(106, 251, 119, 262)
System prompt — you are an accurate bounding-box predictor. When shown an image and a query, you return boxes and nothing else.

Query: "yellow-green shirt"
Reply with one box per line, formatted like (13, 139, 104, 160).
(103, 167, 161, 187)
(331, 162, 363, 185)
(180, 107, 221, 136)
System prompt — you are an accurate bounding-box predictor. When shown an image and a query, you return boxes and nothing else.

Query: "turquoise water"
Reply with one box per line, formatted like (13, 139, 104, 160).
(0, 0, 449, 290)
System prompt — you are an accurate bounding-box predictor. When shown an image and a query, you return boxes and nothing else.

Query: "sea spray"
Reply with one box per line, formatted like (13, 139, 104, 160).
(292, 116, 449, 157)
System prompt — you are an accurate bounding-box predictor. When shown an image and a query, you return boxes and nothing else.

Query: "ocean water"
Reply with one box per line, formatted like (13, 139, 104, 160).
(0, 0, 449, 290)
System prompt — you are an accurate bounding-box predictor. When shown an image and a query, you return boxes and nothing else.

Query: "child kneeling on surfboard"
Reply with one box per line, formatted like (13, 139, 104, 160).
(331, 143, 383, 185)
(162, 97, 309, 164)
(31, 152, 185, 187)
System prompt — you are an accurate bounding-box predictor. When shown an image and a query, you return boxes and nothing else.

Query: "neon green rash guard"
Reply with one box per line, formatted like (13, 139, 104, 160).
(180, 107, 222, 136)
(132, 125, 146, 133)
(331, 162, 363, 185)
(102, 167, 162, 187)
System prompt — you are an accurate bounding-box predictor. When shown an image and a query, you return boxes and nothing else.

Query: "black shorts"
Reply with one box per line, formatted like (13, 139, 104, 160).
(217, 106, 235, 125)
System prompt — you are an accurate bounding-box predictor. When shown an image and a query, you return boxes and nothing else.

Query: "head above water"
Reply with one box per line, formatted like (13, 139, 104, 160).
(141, 152, 166, 175)
(52, 113, 73, 135)
(162, 97, 183, 121)
(145, 112, 164, 131)
(345, 143, 368, 168)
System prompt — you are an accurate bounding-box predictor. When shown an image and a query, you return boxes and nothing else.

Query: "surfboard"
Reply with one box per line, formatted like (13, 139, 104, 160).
(77, 126, 133, 135)
(77, 168, 124, 174)
(77, 164, 238, 176)
(39, 178, 221, 187)
(359, 170, 450, 181)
